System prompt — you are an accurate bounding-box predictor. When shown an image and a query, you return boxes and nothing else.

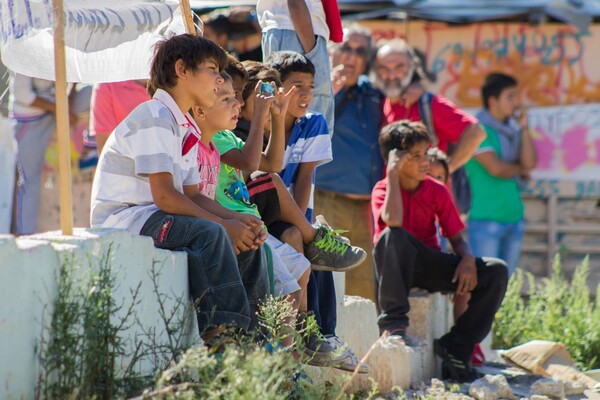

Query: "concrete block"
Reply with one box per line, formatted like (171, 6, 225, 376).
(406, 290, 454, 378)
(369, 335, 421, 392)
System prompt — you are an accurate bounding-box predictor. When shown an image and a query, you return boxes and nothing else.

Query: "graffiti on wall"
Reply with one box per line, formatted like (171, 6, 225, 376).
(360, 21, 600, 107)
(528, 104, 600, 181)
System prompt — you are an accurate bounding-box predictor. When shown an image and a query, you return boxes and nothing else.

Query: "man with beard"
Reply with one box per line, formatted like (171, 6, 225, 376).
(315, 25, 384, 302)
(372, 39, 486, 174)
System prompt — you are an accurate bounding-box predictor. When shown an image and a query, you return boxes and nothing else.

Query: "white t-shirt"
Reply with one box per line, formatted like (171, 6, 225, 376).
(90, 89, 201, 234)
(8, 73, 56, 118)
(256, 0, 329, 39)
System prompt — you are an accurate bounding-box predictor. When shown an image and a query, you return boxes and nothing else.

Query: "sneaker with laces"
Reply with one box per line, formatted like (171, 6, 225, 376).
(296, 312, 337, 366)
(433, 338, 480, 382)
(304, 226, 366, 272)
(325, 335, 370, 374)
(314, 215, 350, 244)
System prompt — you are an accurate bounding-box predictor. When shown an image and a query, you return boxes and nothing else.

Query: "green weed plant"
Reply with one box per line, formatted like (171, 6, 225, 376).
(493, 255, 600, 370)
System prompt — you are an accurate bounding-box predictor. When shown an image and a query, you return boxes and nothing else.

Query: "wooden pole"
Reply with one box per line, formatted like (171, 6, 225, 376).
(52, 0, 73, 235)
(180, 0, 196, 34)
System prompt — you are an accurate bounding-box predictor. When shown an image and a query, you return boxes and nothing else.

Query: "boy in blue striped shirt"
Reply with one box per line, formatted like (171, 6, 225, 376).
(265, 51, 367, 373)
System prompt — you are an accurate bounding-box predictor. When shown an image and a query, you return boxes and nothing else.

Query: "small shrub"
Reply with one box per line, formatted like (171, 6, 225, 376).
(493, 255, 600, 370)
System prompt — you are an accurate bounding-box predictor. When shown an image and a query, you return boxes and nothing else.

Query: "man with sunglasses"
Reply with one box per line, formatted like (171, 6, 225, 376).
(315, 25, 384, 302)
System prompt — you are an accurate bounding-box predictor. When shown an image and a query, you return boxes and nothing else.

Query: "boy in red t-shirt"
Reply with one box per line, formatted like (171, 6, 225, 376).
(371, 120, 508, 382)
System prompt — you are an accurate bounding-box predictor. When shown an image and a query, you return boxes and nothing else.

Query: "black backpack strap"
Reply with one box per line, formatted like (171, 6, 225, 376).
(417, 91, 438, 147)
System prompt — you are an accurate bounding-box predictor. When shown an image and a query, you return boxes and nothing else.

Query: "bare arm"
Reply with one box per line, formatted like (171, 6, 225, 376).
(380, 149, 409, 227)
(287, 0, 316, 53)
(474, 151, 523, 179)
(447, 233, 477, 295)
(517, 110, 537, 170)
(149, 172, 224, 223)
(292, 161, 318, 215)
(447, 123, 486, 173)
(220, 84, 273, 172)
(259, 86, 294, 172)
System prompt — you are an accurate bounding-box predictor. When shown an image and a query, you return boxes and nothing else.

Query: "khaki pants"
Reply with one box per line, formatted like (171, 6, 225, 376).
(314, 188, 376, 303)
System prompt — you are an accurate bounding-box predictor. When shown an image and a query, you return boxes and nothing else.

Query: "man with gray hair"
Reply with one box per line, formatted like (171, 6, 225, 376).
(315, 25, 383, 302)
(373, 38, 485, 174)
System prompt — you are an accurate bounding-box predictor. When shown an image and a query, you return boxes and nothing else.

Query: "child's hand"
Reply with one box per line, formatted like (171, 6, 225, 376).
(237, 214, 266, 245)
(252, 80, 276, 119)
(222, 218, 261, 254)
(386, 149, 410, 176)
(270, 86, 295, 118)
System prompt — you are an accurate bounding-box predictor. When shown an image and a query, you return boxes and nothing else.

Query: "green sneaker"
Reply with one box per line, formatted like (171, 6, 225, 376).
(304, 226, 366, 272)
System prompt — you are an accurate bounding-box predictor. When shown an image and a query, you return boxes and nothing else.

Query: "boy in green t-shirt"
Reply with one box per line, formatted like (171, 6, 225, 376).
(465, 73, 537, 275)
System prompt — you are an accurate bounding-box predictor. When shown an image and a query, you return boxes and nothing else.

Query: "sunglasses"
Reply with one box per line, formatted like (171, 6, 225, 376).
(339, 44, 368, 58)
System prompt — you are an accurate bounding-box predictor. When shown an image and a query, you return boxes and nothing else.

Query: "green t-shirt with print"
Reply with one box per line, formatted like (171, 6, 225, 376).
(465, 124, 524, 223)
(212, 130, 261, 218)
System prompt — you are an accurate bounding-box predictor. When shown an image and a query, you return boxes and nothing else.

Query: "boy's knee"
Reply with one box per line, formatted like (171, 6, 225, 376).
(280, 225, 303, 247)
(480, 257, 509, 287)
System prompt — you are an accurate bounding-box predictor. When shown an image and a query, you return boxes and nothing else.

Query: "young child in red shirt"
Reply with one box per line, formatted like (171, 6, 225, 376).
(371, 120, 508, 382)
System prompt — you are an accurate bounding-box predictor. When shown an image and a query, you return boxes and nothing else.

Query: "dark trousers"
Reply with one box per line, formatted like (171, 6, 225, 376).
(373, 227, 508, 351)
(307, 270, 337, 336)
(141, 211, 269, 334)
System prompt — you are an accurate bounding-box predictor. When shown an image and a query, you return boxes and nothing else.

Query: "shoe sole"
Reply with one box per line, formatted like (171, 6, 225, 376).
(309, 251, 367, 272)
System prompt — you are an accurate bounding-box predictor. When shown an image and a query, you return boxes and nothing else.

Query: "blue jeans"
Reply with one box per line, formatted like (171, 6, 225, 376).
(140, 211, 269, 333)
(468, 220, 524, 276)
(262, 29, 334, 137)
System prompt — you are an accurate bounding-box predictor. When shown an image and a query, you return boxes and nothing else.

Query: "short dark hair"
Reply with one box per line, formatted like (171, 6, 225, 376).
(264, 51, 315, 82)
(225, 53, 248, 85)
(241, 62, 282, 104)
(427, 147, 449, 183)
(148, 34, 228, 96)
(481, 72, 518, 109)
(379, 120, 431, 162)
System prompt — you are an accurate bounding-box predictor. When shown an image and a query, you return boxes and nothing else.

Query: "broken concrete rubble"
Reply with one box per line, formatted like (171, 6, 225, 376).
(468, 374, 514, 400)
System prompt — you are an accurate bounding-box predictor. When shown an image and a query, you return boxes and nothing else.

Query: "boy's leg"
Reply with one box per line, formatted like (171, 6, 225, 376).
(236, 246, 270, 330)
(271, 172, 317, 244)
(499, 220, 525, 276)
(272, 173, 366, 271)
(374, 226, 508, 355)
(373, 227, 419, 335)
(140, 211, 252, 334)
(315, 189, 376, 302)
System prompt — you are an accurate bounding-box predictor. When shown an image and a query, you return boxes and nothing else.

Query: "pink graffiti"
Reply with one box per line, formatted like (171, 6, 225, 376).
(532, 127, 556, 170)
(561, 125, 589, 172)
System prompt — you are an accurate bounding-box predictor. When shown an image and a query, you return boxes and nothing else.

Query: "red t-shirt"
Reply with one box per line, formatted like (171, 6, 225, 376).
(371, 176, 464, 250)
(382, 95, 477, 153)
(89, 80, 150, 136)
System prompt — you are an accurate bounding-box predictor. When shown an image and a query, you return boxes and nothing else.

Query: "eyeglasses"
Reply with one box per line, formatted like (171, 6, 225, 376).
(339, 44, 368, 58)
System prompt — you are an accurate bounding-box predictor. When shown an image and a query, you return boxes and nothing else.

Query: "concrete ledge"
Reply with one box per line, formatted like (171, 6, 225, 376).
(1, 230, 453, 398)
(0, 229, 196, 399)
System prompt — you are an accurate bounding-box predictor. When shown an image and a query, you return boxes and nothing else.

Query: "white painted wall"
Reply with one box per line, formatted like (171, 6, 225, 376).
(0, 115, 17, 233)
(0, 229, 197, 399)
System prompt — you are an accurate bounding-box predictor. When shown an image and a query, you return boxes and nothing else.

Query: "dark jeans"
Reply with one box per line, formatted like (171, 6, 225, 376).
(307, 270, 337, 336)
(269, 221, 337, 336)
(373, 227, 508, 352)
(140, 211, 269, 334)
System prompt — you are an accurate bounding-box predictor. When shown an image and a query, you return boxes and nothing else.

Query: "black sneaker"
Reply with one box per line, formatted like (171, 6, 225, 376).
(433, 339, 480, 382)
